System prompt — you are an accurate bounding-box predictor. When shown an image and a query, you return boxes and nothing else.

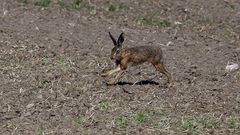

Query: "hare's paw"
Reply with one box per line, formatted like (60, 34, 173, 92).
(106, 81, 116, 85)
(101, 72, 108, 77)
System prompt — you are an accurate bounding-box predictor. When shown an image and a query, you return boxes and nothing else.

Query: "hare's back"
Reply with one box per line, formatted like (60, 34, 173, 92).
(129, 46, 162, 56)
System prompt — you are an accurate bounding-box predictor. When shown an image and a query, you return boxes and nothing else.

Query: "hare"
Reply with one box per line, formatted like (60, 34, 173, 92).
(101, 32, 171, 85)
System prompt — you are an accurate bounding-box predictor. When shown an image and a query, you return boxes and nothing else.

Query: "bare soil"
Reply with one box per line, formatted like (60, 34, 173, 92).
(0, 0, 240, 134)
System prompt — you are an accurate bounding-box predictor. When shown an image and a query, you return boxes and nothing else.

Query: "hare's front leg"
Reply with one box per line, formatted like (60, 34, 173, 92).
(101, 66, 121, 77)
(107, 59, 128, 85)
(107, 70, 125, 85)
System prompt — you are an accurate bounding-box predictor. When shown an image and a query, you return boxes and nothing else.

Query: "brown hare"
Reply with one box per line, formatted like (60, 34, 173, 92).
(101, 32, 171, 85)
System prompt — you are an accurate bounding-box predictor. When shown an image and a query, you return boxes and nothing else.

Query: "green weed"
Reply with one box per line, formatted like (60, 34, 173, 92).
(108, 4, 122, 12)
(88, 6, 97, 15)
(57, 0, 95, 14)
(58, 0, 72, 11)
(34, 0, 51, 7)
(20, 0, 28, 4)
(137, 17, 170, 27)
(135, 113, 147, 124)
(199, 117, 220, 129)
(180, 117, 199, 133)
(100, 101, 108, 110)
(72, 0, 83, 9)
(58, 0, 82, 11)
(174, 116, 220, 134)
(57, 57, 67, 70)
(227, 118, 240, 130)
(39, 128, 46, 135)
(38, 80, 50, 88)
(115, 118, 128, 127)
(43, 57, 50, 65)
(75, 116, 86, 125)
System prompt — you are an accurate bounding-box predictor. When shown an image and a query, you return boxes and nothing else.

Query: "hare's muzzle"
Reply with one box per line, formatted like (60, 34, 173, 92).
(110, 52, 115, 60)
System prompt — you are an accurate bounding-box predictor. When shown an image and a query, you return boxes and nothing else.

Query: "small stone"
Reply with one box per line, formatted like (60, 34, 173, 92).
(24, 112, 31, 117)
(19, 88, 24, 93)
(3, 10, 8, 16)
(26, 103, 34, 109)
(226, 63, 239, 72)
(236, 47, 240, 52)
(68, 23, 75, 27)
(37, 94, 43, 99)
(174, 21, 182, 25)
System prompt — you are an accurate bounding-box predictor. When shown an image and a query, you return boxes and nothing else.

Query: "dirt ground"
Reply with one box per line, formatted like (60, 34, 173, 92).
(0, 0, 240, 134)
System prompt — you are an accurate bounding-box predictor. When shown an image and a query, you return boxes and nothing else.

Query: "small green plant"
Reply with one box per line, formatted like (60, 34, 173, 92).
(75, 116, 85, 125)
(34, 0, 51, 7)
(175, 117, 199, 133)
(88, 6, 97, 15)
(115, 118, 128, 127)
(58, 0, 88, 11)
(181, 117, 199, 133)
(58, 0, 71, 11)
(72, 0, 82, 9)
(108, 4, 122, 12)
(38, 80, 50, 88)
(200, 117, 220, 129)
(20, 0, 28, 4)
(39, 128, 46, 135)
(135, 113, 147, 124)
(57, 57, 68, 71)
(100, 101, 108, 110)
(175, 116, 221, 134)
(43, 57, 49, 65)
(227, 118, 240, 129)
(137, 17, 170, 27)
(145, 109, 171, 129)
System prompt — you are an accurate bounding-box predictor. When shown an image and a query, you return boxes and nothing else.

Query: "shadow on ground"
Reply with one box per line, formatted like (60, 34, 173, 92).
(116, 80, 159, 85)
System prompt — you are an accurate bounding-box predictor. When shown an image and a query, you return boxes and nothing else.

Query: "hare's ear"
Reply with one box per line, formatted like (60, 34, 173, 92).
(117, 32, 124, 47)
(108, 32, 117, 46)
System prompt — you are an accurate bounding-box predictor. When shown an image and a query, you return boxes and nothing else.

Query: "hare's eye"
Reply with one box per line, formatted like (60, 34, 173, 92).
(116, 49, 120, 53)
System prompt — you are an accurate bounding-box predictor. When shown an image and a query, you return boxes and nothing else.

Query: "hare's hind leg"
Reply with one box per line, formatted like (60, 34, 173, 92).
(154, 63, 172, 83)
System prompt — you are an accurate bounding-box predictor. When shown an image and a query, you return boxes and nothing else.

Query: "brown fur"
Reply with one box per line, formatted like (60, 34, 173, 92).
(101, 32, 171, 85)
